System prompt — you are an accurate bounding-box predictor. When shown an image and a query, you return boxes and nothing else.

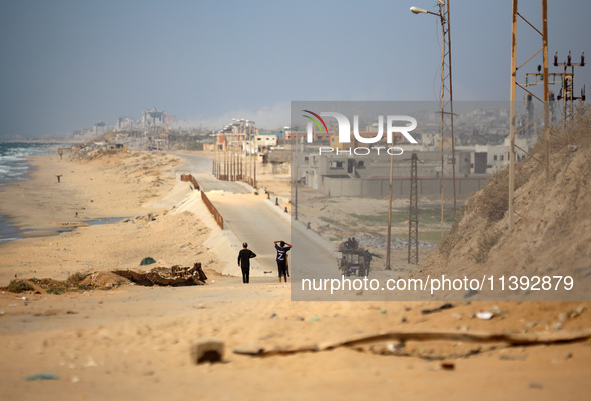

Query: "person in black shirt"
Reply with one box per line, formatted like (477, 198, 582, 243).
(237, 242, 257, 284)
(274, 240, 292, 283)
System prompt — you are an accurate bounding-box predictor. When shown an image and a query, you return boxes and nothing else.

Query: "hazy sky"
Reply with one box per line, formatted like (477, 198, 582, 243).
(1, 0, 589, 137)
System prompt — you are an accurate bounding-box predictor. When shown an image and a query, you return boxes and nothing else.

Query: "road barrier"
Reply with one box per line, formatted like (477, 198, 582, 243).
(180, 174, 200, 190)
(201, 190, 225, 230)
(180, 174, 225, 230)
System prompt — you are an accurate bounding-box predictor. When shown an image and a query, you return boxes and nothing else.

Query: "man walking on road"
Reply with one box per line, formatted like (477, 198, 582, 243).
(237, 242, 257, 284)
(274, 240, 292, 283)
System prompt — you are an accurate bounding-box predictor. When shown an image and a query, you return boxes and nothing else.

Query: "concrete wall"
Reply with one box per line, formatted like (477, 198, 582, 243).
(321, 177, 488, 198)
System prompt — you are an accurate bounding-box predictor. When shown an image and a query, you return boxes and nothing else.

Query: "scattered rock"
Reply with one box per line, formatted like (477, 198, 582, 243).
(500, 354, 526, 361)
(192, 338, 224, 364)
(421, 303, 453, 315)
(441, 362, 455, 371)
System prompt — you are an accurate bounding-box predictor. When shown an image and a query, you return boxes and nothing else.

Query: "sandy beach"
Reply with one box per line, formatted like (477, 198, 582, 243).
(0, 150, 590, 401)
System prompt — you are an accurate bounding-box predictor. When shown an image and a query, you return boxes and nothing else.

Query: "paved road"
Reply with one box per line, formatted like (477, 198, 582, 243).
(174, 152, 337, 290)
(173, 152, 251, 194)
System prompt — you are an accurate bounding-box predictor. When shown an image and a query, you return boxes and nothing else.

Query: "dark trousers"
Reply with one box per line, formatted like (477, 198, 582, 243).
(241, 267, 249, 283)
(277, 261, 287, 277)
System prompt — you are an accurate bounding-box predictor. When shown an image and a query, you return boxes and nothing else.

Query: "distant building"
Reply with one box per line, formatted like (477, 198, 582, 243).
(106, 143, 127, 152)
(93, 121, 108, 136)
(116, 117, 136, 131)
(141, 108, 169, 130)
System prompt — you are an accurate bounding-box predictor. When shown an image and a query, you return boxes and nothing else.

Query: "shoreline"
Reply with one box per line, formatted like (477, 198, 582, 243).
(0, 150, 180, 232)
(0, 149, 218, 284)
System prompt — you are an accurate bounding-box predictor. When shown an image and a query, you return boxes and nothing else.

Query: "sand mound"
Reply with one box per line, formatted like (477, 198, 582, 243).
(419, 105, 591, 299)
(78, 271, 131, 289)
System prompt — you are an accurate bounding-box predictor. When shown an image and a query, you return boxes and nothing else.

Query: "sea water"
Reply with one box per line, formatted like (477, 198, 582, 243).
(0, 142, 66, 243)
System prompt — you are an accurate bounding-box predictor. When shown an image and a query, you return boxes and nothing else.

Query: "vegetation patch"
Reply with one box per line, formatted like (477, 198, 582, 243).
(7, 280, 35, 293)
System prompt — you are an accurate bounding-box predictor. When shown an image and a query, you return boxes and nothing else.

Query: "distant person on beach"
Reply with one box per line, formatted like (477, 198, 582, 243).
(274, 240, 292, 283)
(237, 242, 257, 284)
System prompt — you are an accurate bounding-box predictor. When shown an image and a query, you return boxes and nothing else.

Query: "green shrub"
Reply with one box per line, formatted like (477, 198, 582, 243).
(8, 280, 34, 293)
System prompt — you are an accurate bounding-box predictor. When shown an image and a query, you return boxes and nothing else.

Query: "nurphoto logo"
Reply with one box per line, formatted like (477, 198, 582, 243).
(302, 110, 418, 156)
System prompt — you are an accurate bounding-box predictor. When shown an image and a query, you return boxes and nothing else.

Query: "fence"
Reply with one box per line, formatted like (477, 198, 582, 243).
(180, 174, 199, 190)
(201, 191, 225, 230)
(180, 174, 225, 230)
(212, 155, 256, 188)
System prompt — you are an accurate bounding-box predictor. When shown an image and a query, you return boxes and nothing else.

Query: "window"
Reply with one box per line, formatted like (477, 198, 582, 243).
(494, 155, 498, 161)
(330, 161, 344, 168)
(500, 155, 504, 161)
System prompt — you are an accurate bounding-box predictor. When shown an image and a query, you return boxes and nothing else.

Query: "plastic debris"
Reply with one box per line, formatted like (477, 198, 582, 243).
(475, 311, 493, 320)
(26, 373, 60, 381)
(139, 257, 156, 266)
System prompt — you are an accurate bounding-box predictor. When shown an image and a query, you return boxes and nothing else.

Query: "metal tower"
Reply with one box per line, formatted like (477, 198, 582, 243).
(408, 153, 419, 265)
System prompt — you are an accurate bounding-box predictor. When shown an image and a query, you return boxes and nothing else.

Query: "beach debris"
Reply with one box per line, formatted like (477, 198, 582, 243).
(192, 338, 224, 364)
(558, 305, 587, 323)
(421, 303, 454, 315)
(112, 263, 206, 287)
(441, 362, 455, 371)
(475, 312, 494, 320)
(26, 373, 60, 381)
(140, 257, 156, 266)
(233, 328, 591, 357)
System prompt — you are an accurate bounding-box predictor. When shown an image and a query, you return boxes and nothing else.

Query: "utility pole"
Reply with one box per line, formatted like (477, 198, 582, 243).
(385, 152, 394, 271)
(555, 51, 586, 125)
(411, 1, 456, 236)
(509, 0, 550, 230)
(543, 1, 550, 182)
(408, 153, 419, 265)
(294, 133, 299, 220)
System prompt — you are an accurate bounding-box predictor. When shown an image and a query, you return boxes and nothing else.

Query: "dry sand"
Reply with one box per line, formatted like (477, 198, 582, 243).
(0, 150, 589, 401)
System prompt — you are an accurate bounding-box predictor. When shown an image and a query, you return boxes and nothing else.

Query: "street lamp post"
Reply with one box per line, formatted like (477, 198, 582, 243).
(410, 1, 457, 238)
